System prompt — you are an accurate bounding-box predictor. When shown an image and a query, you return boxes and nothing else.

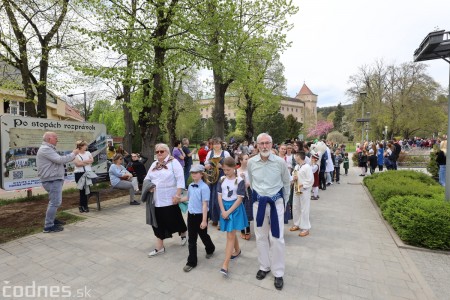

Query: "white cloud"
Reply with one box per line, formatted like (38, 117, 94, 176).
(281, 0, 450, 107)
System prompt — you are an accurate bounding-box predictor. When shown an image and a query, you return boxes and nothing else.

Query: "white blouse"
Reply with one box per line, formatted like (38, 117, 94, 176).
(74, 151, 92, 173)
(144, 157, 184, 207)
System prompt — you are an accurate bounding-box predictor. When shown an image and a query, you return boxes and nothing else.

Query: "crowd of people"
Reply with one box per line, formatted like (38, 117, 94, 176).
(36, 130, 447, 291)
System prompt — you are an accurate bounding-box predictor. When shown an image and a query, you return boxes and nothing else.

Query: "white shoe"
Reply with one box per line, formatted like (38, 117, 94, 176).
(181, 236, 187, 246)
(148, 247, 165, 257)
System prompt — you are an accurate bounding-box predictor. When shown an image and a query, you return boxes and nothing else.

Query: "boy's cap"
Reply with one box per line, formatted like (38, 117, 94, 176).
(190, 164, 205, 173)
(312, 153, 320, 160)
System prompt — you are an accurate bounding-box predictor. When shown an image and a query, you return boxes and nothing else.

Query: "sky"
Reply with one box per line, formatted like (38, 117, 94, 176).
(281, 0, 450, 107)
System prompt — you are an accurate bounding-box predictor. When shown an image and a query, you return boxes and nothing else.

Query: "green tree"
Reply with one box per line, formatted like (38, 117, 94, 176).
(254, 112, 286, 144)
(285, 114, 301, 140)
(187, 0, 297, 139)
(0, 0, 70, 118)
(347, 60, 445, 139)
(333, 103, 345, 132)
(233, 52, 286, 143)
(89, 99, 125, 136)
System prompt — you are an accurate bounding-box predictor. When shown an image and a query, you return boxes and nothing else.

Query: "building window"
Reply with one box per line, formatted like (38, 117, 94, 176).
(296, 108, 298, 112)
(201, 108, 203, 112)
(291, 107, 294, 112)
(281, 107, 284, 111)
(5, 100, 26, 116)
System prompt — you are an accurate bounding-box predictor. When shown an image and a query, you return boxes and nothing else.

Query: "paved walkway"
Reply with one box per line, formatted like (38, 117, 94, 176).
(0, 166, 448, 299)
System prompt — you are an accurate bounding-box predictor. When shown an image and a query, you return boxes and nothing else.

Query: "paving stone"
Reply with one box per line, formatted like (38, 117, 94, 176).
(0, 163, 446, 299)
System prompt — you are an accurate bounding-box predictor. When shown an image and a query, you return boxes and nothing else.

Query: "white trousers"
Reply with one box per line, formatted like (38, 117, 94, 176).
(312, 186, 319, 197)
(292, 189, 311, 230)
(253, 199, 285, 277)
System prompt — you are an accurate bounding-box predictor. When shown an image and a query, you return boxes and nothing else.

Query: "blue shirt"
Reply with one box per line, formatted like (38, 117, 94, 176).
(187, 179, 210, 214)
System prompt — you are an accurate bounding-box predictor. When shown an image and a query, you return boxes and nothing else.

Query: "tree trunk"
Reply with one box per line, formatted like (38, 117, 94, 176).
(167, 74, 182, 148)
(139, 47, 166, 167)
(244, 93, 255, 143)
(36, 50, 49, 118)
(122, 81, 134, 153)
(212, 70, 231, 139)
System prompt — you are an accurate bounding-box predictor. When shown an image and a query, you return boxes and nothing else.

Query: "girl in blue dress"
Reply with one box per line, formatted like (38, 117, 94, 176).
(218, 157, 248, 277)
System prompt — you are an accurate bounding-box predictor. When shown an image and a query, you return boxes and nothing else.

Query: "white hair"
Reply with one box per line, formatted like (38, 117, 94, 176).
(155, 143, 170, 153)
(256, 133, 272, 143)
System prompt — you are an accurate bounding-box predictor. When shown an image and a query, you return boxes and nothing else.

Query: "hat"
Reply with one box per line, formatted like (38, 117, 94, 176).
(312, 153, 319, 160)
(369, 149, 374, 154)
(190, 164, 205, 173)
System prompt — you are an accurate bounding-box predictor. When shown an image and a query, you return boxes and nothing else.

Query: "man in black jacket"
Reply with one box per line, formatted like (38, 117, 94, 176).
(392, 138, 402, 170)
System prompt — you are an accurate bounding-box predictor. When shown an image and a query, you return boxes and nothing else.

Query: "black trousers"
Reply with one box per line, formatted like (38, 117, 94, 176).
(74, 172, 87, 207)
(319, 171, 326, 189)
(187, 213, 215, 267)
(334, 167, 340, 182)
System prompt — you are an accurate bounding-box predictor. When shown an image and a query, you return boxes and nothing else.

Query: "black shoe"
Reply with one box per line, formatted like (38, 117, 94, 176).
(54, 219, 66, 225)
(274, 277, 284, 290)
(256, 270, 270, 280)
(130, 200, 141, 205)
(83, 206, 89, 212)
(79, 206, 85, 213)
(43, 225, 64, 233)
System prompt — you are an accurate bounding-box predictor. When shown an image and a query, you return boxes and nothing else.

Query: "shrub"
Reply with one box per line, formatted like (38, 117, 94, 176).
(364, 170, 449, 250)
(382, 195, 450, 250)
(364, 170, 442, 206)
(427, 144, 439, 179)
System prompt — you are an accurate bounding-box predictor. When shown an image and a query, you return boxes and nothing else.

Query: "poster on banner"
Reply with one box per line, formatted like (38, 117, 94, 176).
(0, 115, 107, 191)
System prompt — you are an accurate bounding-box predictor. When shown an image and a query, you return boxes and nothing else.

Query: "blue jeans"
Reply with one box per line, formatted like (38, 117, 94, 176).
(184, 164, 192, 188)
(439, 165, 446, 186)
(42, 180, 64, 228)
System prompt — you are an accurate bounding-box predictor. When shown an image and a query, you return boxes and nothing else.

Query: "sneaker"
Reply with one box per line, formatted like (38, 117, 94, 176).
(54, 219, 66, 225)
(148, 247, 165, 257)
(43, 225, 64, 233)
(205, 252, 214, 259)
(130, 200, 141, 205)
(181, 236, 187, 246)
(220, 268, 228, 277)
(183, 265, 195, 272)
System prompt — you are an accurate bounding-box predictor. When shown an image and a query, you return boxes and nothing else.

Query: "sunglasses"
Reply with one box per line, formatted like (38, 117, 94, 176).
(155, 150, 165, 154)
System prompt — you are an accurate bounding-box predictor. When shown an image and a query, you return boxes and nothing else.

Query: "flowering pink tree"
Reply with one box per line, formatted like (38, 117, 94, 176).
(307, 120, 334, 138)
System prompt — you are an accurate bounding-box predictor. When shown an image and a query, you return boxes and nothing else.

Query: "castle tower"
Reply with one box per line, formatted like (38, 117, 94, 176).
(295, 83, 317, 127)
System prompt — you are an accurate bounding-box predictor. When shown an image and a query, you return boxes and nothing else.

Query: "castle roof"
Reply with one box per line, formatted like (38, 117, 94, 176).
(295, 83, 317, 97)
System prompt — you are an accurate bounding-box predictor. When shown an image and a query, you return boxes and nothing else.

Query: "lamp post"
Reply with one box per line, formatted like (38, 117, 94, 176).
(360, 92, 367, 143)
(67, 91, 87, 121)
(384, 126, 388, 148)
(366, 112, 370, 142)
(414, 29, 450, 201)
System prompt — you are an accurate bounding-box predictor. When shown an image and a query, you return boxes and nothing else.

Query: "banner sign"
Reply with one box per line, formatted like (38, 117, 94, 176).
(0, 115, 107, 191)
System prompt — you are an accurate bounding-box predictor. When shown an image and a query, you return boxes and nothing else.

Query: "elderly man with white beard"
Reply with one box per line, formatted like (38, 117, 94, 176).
(247, 133, 291, 291)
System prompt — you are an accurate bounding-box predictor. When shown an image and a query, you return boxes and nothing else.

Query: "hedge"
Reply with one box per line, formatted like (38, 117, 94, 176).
(364, 170, 449, 250)
(382, 195, 450, 250)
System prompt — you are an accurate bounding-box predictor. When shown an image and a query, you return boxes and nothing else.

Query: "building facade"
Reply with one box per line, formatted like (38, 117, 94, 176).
(198, 83, 318, 125)
(0, 62, 83, 122)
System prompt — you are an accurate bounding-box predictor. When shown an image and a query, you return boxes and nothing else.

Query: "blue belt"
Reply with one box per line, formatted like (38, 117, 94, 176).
(252, 189, 283, 238)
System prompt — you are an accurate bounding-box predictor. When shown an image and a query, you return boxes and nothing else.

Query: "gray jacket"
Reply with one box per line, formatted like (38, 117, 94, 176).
(141, 179, 157, 227)
(36, 142, 76, 182)
(77, 171, 98, 195)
